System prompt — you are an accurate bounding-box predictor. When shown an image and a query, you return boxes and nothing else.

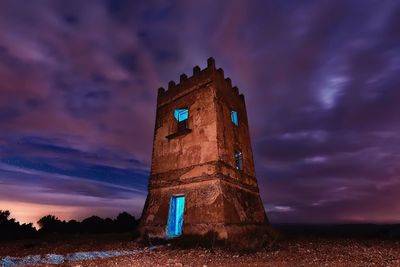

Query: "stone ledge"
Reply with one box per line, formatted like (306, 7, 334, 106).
(149, 174, 259, 194)
(151, 160, 257, 184)
(166, 128, 192, 140)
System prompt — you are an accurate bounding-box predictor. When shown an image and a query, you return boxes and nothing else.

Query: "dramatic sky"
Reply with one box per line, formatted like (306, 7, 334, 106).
(1, 0, 399, 226)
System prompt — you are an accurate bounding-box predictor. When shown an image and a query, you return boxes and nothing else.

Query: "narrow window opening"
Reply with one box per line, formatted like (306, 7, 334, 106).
(174, 108, 189, 131)
(231, 110, 238, 126)
(234, 150, 243, 170)
(167, 108, 191, 139)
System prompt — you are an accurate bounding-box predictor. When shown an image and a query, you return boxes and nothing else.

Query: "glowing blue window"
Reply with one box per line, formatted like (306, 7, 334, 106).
(174, 109, 188, 122)
(231, 110, 238, 126)
(166, 195, 185, 238)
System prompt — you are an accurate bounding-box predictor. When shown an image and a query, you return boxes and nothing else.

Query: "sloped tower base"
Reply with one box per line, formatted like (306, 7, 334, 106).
(139, 174, 275, 249)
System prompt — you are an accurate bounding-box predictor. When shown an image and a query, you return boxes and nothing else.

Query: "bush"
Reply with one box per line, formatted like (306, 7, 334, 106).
(37, 211, 139, 234)
(0, 210, 37, 240)
(0, 210, 140, 240)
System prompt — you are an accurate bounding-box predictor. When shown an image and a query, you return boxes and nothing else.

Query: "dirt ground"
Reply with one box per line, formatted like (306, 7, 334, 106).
(74, 239, 400, 267)
(1, 234, 399, 266)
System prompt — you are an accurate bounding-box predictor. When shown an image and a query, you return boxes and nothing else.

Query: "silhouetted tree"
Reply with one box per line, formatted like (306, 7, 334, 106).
(81, 215, 108, 233)
(0, 210, 11, 224)
(116, 211, 138, 232)
(0, 210, 36, 240)
(1, 210, 140, 239)
(37, 215, 64, 233)
(66, 219, 80, 233)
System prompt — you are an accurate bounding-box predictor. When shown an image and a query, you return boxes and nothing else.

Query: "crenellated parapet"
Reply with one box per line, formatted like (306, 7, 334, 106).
(157, 57, 244, 104)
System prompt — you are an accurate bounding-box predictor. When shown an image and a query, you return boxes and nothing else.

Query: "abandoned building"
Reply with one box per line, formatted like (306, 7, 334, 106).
(139, 58, 273, 247)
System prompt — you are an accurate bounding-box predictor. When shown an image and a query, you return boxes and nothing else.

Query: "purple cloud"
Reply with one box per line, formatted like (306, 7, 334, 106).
(0, 0, 399, 224)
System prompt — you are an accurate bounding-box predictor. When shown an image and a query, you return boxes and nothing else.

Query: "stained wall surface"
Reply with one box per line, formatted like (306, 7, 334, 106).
(151, 77, 219, 175)
(140, 58, 272, 247)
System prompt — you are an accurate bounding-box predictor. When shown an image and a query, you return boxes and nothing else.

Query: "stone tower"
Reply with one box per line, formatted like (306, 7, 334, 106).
(139, 58, 273, 248)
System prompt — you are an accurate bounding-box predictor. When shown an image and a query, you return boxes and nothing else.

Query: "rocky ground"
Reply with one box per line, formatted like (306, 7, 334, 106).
(73, 239, 400, 267)
(1, 234, 399, 266)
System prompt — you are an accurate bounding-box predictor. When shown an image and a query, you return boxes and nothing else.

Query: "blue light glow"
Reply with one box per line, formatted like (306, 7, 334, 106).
(166, 195, 185, 238)
(174, 109, 188, 122)
(231, 110, 238, 126)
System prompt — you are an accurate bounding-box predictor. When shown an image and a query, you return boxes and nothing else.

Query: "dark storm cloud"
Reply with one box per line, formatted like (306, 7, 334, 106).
(0, 106, 21, 121)
(211, 0, 400, 223)
(56, 74, 112, 117)
(0, 0, 399, 224)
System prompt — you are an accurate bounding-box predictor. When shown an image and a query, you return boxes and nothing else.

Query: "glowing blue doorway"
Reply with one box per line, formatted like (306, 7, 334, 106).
(166, 195, 185, 238)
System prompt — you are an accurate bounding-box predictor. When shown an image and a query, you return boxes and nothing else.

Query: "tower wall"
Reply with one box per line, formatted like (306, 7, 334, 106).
(214, 73, 256, 178)
(151, 78, 219, 174)
(139, 58, 273, 248)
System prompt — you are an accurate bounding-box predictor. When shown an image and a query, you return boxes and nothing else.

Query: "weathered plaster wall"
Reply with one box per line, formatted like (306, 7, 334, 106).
(140, 58, 272, 247)
(140, 179, 224, 237)
(151, 81, 219, 174)
(214, 71, 257, 182)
